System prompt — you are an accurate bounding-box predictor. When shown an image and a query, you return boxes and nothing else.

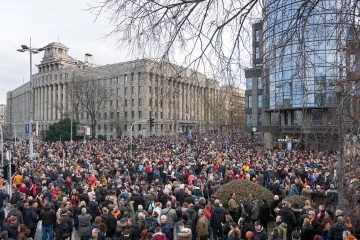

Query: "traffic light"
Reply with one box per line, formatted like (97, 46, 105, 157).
(149, 118, 155, 128)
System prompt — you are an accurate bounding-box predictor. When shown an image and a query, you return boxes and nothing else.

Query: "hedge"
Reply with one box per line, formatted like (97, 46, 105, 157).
(214, 180, 274, 209)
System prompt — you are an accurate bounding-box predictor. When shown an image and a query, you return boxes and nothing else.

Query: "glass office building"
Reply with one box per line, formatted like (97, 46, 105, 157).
(246, 0, 359, 149)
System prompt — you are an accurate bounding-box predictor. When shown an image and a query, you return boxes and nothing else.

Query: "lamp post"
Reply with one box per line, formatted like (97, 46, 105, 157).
(17, 38, 44, 168)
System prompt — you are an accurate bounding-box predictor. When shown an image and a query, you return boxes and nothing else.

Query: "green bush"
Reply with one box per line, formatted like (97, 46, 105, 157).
(215, 180, 274, 209)
(285, 195, 308, 208)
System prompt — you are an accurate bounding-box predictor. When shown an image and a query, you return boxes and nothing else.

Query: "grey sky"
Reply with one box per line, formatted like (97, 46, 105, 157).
(0, 0, 131, 104)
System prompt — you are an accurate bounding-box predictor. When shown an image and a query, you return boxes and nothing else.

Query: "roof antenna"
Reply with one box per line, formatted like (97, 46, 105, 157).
(57, 34, 60, 43)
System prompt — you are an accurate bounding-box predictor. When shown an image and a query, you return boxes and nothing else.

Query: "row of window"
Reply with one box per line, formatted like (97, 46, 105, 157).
(247, 95, 263, 108)
(246, 77, 263, 90)
(116, 86, 141, 95)
(97, 123, 166, 132)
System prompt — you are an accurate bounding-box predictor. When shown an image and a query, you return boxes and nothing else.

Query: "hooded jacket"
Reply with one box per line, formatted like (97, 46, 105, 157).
(55, 222, 70, 240)
(210, 206, 225, 228)
(278, 207, 297, 232)
(178, 228, 192, 240)
(276, 221, 287, 240)
(328, 222, 348, 240)
(39, 204, 56, 226)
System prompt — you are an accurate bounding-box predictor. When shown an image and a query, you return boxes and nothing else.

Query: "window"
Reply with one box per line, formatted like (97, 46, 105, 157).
(124, 87, 127, 94)
(311, 109, 323, 125)
(125, 112, 128, 118)
(247, 95, 252, 108)
(65, 73, 68, 79)
(117, 89, 121, 96)
(257, 77, 262, 89)
(161, 124, 163, 131)
(124, 124, 127, 131)
(124, 75, 128, 82)
(160, 100, 163, 108)
(138, 86, 141, 93)
(138, 98, 142, 106)
(131, 73, 134, 81)
(160, 112, 163, 119)
(59, 74, 63, 80)
(110, 101, 113, 107)
(117, 112, 120, 119)
(58, 48, 63, 54)
(257, 95, 262, 108)
(132, 87, 134, 94)
(139, 111, 142, 118)
(138, 124, 141, 131)
(246, 78, 252, 90)
(291, 110, 302, 126)
(257, 113, 262, 126)
(149, 111, 152, 117)
(117, 100, 120, 107)
(149, 98, 152, 106)
(110, 112, 114, 119)
(98, 125, 101, 130)
(104, 112, 107, 119)
(270, 112, 281, 126)
(255, 30, 260, 42)
(110, 125, 113, 131)
(149, 86, 152, 93)
(116, 77, 119, 84)
(255, 47, 260, 58)
(104, 125, 107, 130)
(54, 75, 57, 80)
(98, 112, 101, 119)
(247, 114, 252, 126)
(132, 99, 134, 106)
(132, 111, 135, 118)
(350, 54, 356, 72)
(125, 99, 128, 106)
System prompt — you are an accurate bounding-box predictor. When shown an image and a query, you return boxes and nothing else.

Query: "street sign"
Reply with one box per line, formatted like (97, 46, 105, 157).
(25, 124, 30, 134)
(286, 140, 292, 151)
(252, 127, 257, 132)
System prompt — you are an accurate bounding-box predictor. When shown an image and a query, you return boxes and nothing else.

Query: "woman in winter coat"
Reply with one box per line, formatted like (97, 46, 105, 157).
(78, 207, 92, 240)
(300, 218, 314, 240)
(228, 222, 241, 240)
(17, 224, 30, 240)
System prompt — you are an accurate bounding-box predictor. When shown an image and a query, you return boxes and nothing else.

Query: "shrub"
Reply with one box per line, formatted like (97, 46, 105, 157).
(214, 180, 274, 209)
(285, 195, 308, 208)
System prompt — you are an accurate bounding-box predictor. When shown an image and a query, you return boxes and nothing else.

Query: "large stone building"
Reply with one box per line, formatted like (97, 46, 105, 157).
(7, 42, 224, 140)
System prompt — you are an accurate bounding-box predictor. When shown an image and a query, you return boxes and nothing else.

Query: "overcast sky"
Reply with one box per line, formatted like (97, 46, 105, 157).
(0, 0, 131, 104)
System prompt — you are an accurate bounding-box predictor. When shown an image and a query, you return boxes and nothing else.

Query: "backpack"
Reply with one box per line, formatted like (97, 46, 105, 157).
(177, 171, 184, 182)
(145, 216, 160, 233)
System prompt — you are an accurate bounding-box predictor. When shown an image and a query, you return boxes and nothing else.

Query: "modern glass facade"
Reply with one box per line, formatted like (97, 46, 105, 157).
(263, 0, 352, 110)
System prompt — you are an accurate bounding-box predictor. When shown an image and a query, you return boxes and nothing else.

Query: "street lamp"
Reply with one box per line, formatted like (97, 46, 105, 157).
(17, 38, 44, 168)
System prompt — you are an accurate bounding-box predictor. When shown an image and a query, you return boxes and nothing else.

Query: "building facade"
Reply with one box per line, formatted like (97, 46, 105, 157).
(7, 42, 221, 140)
(245, 1, 359, 150)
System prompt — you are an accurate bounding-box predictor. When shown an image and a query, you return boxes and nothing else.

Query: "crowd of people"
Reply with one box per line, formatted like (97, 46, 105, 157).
(0, 132, 358, 240)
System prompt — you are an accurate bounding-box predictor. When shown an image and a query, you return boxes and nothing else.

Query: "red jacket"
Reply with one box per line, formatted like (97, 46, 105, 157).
(151, 233, 167, 240)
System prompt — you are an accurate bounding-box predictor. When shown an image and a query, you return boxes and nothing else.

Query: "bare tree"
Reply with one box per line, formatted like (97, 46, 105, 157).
(72, 76, 109, 138)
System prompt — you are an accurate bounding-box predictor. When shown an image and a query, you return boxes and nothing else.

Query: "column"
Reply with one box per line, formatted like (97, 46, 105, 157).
(63, 83, 67, 117)
(58, 83, 62, 119)
(34, 88, 38, 120)
(39, 86, 43, 120)
(44, 86, 48, 121)
(52, 84, 57, 120)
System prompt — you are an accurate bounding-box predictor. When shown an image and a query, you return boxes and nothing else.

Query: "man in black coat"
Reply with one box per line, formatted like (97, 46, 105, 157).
(130, 189, 144, 212)
(24, 201, 39, 239)
(39, 203, 56, 240)
(175, 185, 187, 205)
(328, 216, 348, 240)
(127, 217, 140, 240)
(210, 199, 225, 240)
(258, 199, 271, 232)
(278, 202, 297, 240)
